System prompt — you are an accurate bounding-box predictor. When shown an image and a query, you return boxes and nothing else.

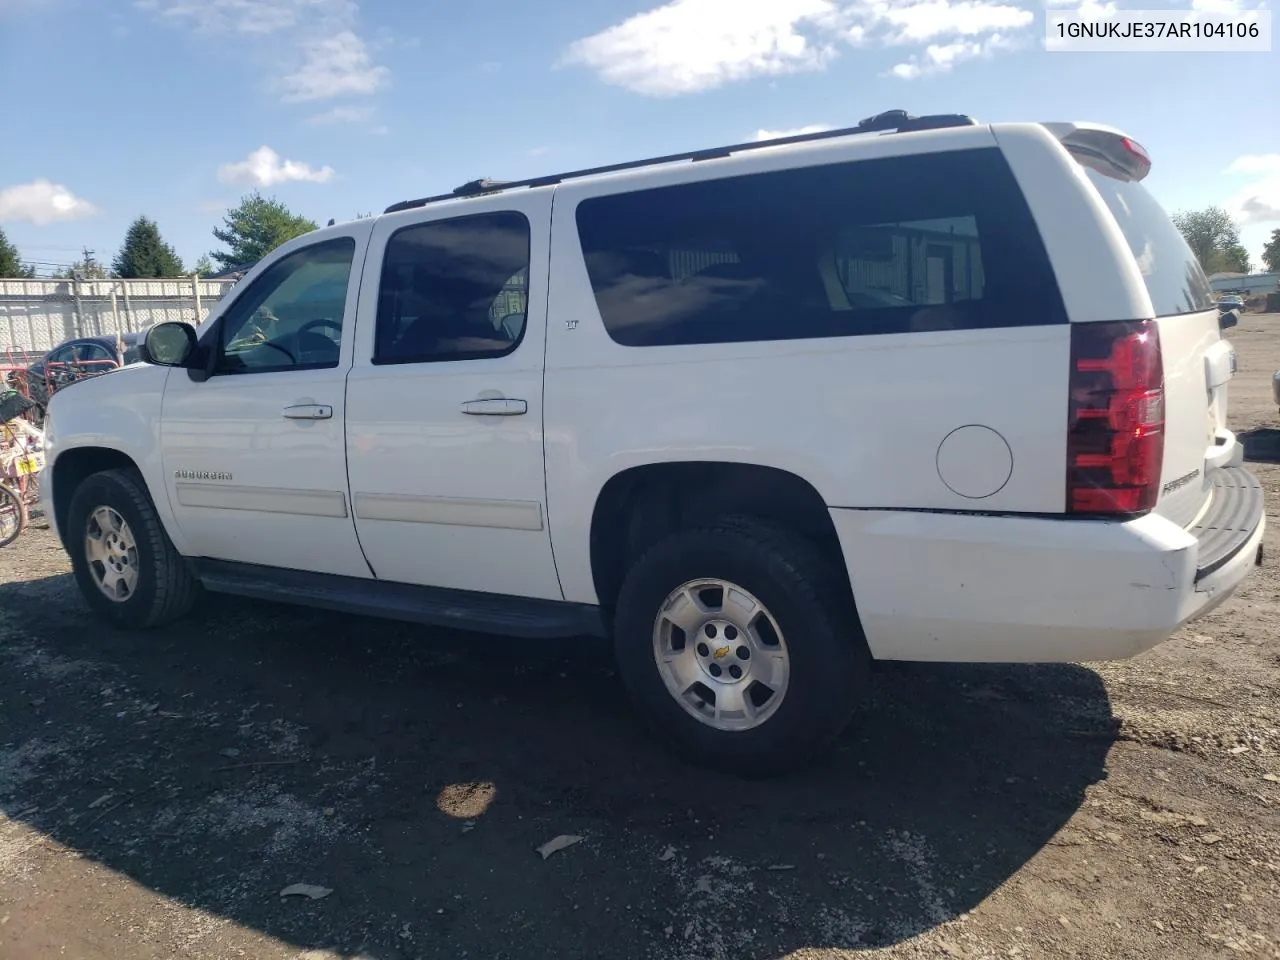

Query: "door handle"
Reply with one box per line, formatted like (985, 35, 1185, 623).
(461, 398, 528, 416)
(282, 403, 333, 420)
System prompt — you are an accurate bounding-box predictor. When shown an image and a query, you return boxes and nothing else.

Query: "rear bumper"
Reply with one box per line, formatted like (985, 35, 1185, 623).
(831, 466, 1264, 663)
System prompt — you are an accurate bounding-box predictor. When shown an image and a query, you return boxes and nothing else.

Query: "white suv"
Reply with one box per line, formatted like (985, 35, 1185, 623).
(41, 111, 1265, 776)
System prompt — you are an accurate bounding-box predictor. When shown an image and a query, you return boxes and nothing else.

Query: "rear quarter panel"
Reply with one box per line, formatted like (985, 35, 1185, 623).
(543, 130, 1073, 605)
(990, 123, 1151, 325)
(993, 123, 1227, 527)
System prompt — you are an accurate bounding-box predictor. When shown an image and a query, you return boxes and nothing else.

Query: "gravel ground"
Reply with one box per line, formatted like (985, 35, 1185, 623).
(1, 313, 1277, 960)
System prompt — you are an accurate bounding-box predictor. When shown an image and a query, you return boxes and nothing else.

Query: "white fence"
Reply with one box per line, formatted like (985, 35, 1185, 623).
(0, 277, 239, 360)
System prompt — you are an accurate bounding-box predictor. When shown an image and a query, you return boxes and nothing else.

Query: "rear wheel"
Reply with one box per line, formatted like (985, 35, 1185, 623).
(613, 517, 870, 777)
(67, 468, 199, 628)
(0, 482, 25, 548)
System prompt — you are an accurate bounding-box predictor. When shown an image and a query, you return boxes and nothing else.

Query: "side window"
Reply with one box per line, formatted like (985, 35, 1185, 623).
(575, 148, 1067, 347)
(215, 238, 356, 375)
(75, 343, 114, 366)
(47, 345, 74, 365)
(374, 211, 530, 365)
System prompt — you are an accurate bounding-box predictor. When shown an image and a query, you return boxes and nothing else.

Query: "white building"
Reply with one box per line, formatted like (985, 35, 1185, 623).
(1209, 272, 1279, 295)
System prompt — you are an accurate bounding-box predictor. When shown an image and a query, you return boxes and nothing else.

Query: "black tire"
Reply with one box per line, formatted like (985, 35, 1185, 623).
(67, 468, 200, 628)
(0, 482, 25, 548)
(613, 516, 870, 777)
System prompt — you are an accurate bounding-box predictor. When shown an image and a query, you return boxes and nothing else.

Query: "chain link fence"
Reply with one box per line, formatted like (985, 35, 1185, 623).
(0, 277, 238, 364)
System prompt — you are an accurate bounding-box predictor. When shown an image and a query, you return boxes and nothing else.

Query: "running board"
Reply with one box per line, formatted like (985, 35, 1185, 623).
(190, 559, 607, 639)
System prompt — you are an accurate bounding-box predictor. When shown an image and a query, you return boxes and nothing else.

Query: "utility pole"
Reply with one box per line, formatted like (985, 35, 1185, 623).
(72, 247, 96, 337)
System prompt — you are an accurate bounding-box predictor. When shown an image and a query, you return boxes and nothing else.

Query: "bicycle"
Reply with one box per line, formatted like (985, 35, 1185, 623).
(1, 393, 45, 548)
(0, 478, 24, 548)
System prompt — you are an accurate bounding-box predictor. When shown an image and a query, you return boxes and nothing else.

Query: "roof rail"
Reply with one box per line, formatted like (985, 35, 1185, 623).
(383, 110, 976, 214)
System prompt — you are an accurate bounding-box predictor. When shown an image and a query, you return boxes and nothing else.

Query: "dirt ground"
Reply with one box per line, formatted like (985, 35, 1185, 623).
(1, 314, 1278, 960)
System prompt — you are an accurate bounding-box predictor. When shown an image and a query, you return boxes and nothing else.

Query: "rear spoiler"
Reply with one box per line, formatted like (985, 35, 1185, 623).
(1039, 122, 1152, 181)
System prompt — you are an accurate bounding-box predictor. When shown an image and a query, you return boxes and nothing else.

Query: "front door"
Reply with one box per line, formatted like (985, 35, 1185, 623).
(344, 195, 562, 600)
(158, 226, 373, 578)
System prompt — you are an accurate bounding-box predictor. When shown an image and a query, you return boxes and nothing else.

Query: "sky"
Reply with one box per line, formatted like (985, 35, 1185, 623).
(0, 0, 1276, 275)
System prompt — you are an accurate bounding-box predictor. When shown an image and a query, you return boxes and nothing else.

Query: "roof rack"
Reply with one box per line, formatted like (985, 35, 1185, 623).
(383, 109, 976, 214)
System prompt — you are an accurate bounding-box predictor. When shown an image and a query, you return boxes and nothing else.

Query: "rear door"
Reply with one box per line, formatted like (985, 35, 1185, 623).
(344, 193, 562, 600)
(1073, 153, 1231, 528)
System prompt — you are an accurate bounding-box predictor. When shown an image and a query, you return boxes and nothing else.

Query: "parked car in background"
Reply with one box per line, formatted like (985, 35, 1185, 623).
(1218, 294, 1245, 313)
(17, 332, 145, 411)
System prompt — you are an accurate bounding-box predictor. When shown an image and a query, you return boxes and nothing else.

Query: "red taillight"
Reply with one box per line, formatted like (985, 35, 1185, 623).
(1067, 320, 1164, 516)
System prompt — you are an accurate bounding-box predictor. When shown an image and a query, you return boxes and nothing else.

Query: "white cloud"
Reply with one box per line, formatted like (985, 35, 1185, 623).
(217, 147, 335, 188)
(1191, 0, 1244, 11)
(281, 29, 388, 102)
(563, 0, 1038, 94)
(1044, 0, 1117, 16)
(873, 0, 1032, 43)
(1224, 154, 1280, 226)
(753, 124, 833, 141)
(561, 0, 840, 97)
(0, 180, 98, 225)
(139, 0, 386, 103)
(307, 105, 375, 125)
(1226, 154, 1280, 176)
(135, 0, 331, 34)
(889, 31, 1015, 78)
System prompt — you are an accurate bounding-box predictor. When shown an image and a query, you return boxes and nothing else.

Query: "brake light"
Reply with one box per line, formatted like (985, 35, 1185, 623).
(1120, 137, 1151, 177)
(1067, 320, 1164, 516)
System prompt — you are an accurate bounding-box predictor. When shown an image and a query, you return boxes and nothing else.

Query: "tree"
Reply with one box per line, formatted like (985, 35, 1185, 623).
(210, 192, 317, 270)
(112, 216, 185, 278)
(192, 254, 215, 277)
(1171, 207, 1251, 275)
(0, 228, 35, 278)
(1262, 228, 1280, 274)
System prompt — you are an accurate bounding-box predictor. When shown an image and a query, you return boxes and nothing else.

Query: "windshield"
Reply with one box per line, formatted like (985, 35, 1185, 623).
(1075, 154, 1214, 317)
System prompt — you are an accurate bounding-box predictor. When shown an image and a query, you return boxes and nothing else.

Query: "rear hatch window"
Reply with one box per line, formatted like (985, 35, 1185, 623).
(1075, 156, 1214, 317)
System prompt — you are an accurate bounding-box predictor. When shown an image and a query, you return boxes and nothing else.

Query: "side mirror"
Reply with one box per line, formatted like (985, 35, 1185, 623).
(143, 322, 198, 367)
(1219, 309, 1239, 330)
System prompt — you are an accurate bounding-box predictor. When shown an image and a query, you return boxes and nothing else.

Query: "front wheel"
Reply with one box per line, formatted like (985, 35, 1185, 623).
(613, 517, 870, 777)
(67, 468, 200, 628)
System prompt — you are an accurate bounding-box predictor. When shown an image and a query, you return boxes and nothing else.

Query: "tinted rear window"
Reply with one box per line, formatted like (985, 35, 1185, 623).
(1077, 160, 1214, 317)
(374, 212, 531, 365)
(575, 147, 1067, 347)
